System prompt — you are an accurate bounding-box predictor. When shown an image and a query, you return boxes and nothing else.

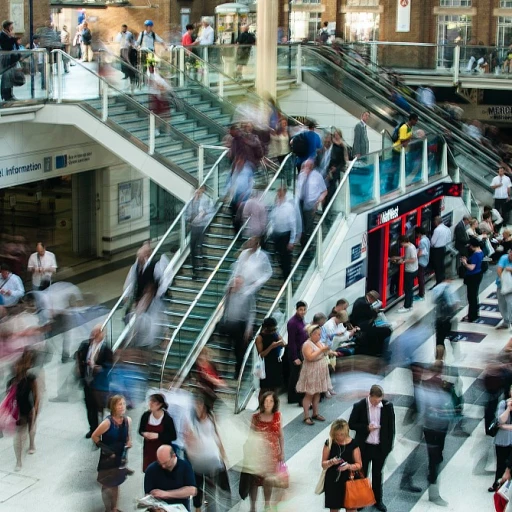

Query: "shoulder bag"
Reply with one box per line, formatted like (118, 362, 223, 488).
(344, 470, 376, 510)
(314, 437, 332, 494)
(501, 270, 512, 296)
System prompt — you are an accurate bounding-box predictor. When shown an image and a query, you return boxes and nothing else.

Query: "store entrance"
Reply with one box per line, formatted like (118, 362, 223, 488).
(366, 199, 441, 308)
(0, 172, 97, 281)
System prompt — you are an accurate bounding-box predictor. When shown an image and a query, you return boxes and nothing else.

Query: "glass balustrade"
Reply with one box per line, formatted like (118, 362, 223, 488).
(102, 147, 230, 352)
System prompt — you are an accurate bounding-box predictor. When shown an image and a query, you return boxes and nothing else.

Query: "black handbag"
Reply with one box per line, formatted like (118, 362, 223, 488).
(488, 417, 500, 438)
(12, 69, 25, 87)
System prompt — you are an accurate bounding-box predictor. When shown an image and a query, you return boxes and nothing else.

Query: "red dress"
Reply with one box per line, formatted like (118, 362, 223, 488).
(142, 419, 164, 472)
(251, 411, 282, 483)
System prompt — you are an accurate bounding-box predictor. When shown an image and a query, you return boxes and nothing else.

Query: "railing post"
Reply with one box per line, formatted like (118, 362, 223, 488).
(213, 164, 219, 202)
(286, 281, 293, 319)
(399, 147, 406, 193)
(421, 138, 429, 184)
(380, 129, 386, 151)
(453, 44, 460, 85)
(370, 42, 378, 71)
(344, 177, 351, 215)
(180, 213, 187, 249)
(198, 145, 205, 184)
(149, 113, 156, 155)
(453, 166, 460, 183)
(101, 80, 109, 122)
(296, 44, 302, 85)
(203, 47, 210, 88)
(315, 228, 323, 270)
(55, 51, 62, 103)
(441, 142, 448, 176)
(179, 47, 185, 88)
(219, 73, 224, 98)
(373, 153, 380, 203)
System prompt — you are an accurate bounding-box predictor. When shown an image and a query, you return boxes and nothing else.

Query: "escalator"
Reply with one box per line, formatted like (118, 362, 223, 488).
(300, 45, 499, 205)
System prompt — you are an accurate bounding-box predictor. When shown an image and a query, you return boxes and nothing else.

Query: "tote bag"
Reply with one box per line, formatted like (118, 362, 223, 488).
(253, 355, 266, 380)
(501, 270, 512, 296)
(344, 471, 376, 509)
(315, 437, 332, 494)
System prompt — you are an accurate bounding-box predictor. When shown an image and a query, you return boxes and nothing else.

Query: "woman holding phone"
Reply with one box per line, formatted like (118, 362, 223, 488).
(321, 419, 362, 512)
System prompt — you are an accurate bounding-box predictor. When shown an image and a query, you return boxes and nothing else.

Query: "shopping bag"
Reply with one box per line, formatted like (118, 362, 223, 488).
(253, 355, 266, 380)
(494, 480, 510, 512)
(0, 385, 19, 433)
(344, 471, 376, 509)
(501, 271, 512, 296)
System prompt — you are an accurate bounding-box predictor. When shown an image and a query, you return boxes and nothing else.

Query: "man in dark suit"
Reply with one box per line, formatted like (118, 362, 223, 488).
(76, 324, 113, 438)
(454, 214, 470, 258)
(349, 385, 395, 512)
(353, 111, 370, 158)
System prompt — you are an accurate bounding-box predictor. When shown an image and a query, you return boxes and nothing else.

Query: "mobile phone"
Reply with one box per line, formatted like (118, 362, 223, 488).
(340, 461, 348, 467)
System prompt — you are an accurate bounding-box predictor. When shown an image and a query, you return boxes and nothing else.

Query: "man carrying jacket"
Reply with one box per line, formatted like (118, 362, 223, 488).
(349, 385, 395, 512)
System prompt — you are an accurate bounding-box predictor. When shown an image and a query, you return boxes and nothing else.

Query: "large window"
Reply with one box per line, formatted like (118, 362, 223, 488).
(437, 14, 472, 67)
(291, 11, 322, 41)
(439, 0, 472, 6)
(501, 1, 512, 8)
(498, 17, 512, 47)
(344, 12, 379, 41)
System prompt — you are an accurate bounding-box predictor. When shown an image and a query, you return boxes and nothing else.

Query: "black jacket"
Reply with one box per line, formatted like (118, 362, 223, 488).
(76, 340, 113, 387)
(133, 259, 158, 303)
(349, 397, 395, 455)
(350, 296, 377, 331)
(0, 31, 19, 68)
(454, 220, 469, 253)
(138, 410, 177, 445)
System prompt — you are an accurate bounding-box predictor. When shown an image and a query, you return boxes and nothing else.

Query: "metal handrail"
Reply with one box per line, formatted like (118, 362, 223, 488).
(302, 46, 501, 172)
(169, 152, 296, 388)
(234, 156, 358, 412)
(102, 147, 229, 348)
(50, 49, 203, 160)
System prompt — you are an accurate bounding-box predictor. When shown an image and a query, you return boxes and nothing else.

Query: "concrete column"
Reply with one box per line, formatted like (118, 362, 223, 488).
(256, 0, 278, 99)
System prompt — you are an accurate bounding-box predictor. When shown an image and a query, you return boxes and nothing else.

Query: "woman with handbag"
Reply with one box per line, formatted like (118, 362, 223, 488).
(256, 317, 286, 400)
(321, 419, 363, 511)
(461, 239, 484, 323)
(248, 391, 285, 512)
(184, 394, 228, 512)
(92, 394, 132, 512)
(138, 393, 177, 472)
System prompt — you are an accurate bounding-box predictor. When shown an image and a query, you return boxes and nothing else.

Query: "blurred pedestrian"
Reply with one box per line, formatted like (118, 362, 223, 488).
(185, 395, 227, 512)
(490, 393, 512, 493)
(92, 395, 132, 512)
(241, 188, 268, 239)
(287, 301, 308, 405)
(139, 393, 177, 472)
(432, 279, 459, 360)
(349, 385, 395, 512)
(296, 159, 327, 245)
(269, 187, 298, 280)
(296, 324, 334, 425)
(224, 155, 254, 230)
(249, 391, 285, 512)
(256, 317, 286, 399)
(76, 324, 113, 438)
(194, 347, 226, 409)
(235, 25, 255, 79)
(9, 349, 39, 471)
(27, 242, 57, 291)
(415, 226, 430, 301)
(186, 186, 213, 279)
(321, 419, 362, 512)
(497, 250, 512, 330)
(0, 263, 25, 308)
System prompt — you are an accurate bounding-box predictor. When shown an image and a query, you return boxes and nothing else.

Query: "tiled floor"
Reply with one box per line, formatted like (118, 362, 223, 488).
(0, 270, 507, 511)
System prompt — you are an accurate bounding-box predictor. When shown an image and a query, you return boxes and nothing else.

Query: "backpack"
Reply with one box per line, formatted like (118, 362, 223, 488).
(391, 122, 406, 143)
(291, 131, 310, 158)
(345, 143, 354, 161)
(138, 31, 156, 46)
(319, 29, 329, 43)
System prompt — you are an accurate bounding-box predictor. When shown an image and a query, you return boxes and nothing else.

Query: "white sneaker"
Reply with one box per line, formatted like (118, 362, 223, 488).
(397, 307, 412, 313)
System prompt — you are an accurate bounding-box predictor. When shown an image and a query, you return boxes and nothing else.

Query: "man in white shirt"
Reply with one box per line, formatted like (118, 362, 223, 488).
(491, 166, 511, 224)
(430, 216, 452, 287)
(27, 242, 57, 291)
(198, 20, 214, 46)
(137, 20, 164, 56)
(115, 24, 134, 79)
(269, 187, 299, 280)
(296, 159, 327, 245)
(0, 264, 25, 308)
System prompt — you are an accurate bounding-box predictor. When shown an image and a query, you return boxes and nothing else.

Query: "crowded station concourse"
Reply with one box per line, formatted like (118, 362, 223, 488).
(2, 2, 512, 512)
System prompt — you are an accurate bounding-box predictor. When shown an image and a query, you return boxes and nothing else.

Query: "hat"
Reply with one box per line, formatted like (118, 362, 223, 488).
(144, 20, 154, 26)
(306, 324, 320, 336)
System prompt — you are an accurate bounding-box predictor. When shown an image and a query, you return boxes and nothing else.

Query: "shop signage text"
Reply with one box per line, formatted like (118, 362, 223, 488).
(377, 206, 399, 225)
